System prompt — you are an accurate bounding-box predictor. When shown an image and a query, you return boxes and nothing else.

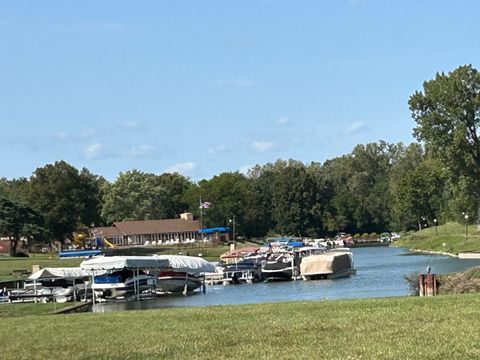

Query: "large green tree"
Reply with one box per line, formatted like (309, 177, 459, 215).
(410, 64, 480, 224)
(102, 170, 192, 223)
(0, 197, 46, 256)
(28, 161, 104, 244)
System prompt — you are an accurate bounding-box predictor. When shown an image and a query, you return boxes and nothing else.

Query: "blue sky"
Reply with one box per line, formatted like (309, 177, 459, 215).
(1, 0, 479, 181)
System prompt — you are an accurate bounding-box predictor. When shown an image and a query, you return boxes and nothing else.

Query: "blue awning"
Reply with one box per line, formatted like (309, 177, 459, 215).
(199, 227, 231, 234)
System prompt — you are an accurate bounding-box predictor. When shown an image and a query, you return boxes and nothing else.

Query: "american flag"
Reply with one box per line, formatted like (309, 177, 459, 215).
(199, 201, 212, 209)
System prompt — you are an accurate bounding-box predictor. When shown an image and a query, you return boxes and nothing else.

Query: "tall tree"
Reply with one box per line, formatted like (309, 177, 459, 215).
(410, 64, 480, 224)
(28, 161, 103, 244)
(0, 197, 46, 256)
(102, 170, 192, 223)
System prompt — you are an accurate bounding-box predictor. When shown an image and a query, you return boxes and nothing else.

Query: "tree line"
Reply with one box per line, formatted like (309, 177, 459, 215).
(2, 64, 480, 254)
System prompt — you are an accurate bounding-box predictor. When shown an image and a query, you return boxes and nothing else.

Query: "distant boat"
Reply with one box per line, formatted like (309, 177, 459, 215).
(300, 251, 356, 280)
(261, 253, 298, 281)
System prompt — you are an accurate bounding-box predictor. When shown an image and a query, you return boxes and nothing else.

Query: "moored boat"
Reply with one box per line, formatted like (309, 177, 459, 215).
(92, 269, 155, 299)
(156, 271, 202, 293)
(300, 251, 356, 280)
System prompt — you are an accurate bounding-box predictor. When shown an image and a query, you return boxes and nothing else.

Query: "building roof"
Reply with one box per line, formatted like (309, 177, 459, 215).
(113, 219, 200, 236)
(93, 226, 123, 238)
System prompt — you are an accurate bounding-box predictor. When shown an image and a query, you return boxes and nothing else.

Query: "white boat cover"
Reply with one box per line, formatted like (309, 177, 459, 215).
(28, 267, 89, 280)
(156, 255, 216, 275)
(300, 252, 353, 276)
(80, 256, 170, 271)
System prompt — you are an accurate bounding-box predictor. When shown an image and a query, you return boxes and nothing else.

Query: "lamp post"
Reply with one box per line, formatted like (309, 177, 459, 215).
(229, 216, 236, 242)
(464, 214, 469, 242)
(433, 218, 438, 236)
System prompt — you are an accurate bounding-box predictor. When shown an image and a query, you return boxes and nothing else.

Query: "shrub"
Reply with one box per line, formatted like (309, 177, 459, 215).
(361, 233, 370, 239)
(353, 234, 361, 239)
(370, 232, 378, 238)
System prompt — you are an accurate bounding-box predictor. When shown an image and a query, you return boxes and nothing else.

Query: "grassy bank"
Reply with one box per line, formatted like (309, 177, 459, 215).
(0, 302, 74, 318)
(0, 254, 82, 282)
(1, 295, 480, 359)
(394, 222, 480, 255)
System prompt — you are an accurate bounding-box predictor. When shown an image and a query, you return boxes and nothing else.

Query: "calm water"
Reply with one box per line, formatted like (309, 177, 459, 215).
(91, 247, 480, 313)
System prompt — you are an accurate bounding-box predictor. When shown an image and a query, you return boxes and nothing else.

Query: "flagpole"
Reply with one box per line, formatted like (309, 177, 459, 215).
(199, 196, 203, 241)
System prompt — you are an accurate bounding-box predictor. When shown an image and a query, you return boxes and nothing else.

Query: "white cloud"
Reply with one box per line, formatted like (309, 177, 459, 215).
(216, 78, 260, 87)
(165, 162, 196, 174)
(80, 127, 96, 138)
(346, 121, 366, 134)
(277, 116, 289, 125)
(56, 131, 68, 140)
(208, 144, 226, 155)
(121, 121, 143, 130)
(129, 144, 155, 157)
(252, 141, 274, 152)
(239, 164, 254, 175)
(84, 143, 102, 159)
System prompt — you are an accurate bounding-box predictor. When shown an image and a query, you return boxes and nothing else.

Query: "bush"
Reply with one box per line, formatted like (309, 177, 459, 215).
(370, 232, 378, 238)
(353, 234, 361, 239)
(361, 233, 370, 239)
(13, 252, 29, 258)
(404, 273, 419, 295)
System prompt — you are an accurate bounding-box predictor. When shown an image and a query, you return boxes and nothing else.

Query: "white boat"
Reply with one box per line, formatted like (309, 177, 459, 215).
(155, 255, 216, 293)
(10, 267, 92, 303)
(82, 256, 170, 300)
(92, 269, 155, 299)
(300, 251, 356, 280)
(156, 271, 202, 293)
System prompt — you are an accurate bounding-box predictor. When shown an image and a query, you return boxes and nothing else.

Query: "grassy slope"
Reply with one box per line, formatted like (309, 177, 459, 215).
(394, 222, 480, 255)
(1, 295, 480, 359)
(0, 302, 74, 318)
(0, 254, 82, 282)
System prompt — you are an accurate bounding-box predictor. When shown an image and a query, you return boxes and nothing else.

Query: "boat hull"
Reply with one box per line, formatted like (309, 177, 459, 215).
(157, 272, 202, 293)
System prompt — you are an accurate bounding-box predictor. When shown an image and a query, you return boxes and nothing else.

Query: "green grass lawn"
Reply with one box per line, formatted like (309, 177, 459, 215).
(394, 222, 480, 255)
(0, 254, 83, 282)
(0, 302, 74, 318)
(0, 295, 480, 359)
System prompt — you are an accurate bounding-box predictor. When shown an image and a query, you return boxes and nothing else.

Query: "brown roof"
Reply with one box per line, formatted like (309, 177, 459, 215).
(113, 219, 200, 236)
(92, 226, 122, 238)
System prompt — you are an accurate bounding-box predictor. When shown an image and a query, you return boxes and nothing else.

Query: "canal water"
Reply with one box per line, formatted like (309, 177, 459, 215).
(91, 247, 480, 313)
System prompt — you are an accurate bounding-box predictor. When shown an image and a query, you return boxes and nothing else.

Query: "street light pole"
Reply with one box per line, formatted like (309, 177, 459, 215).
(433, 218, 438, 236)
(465, 214, 469, 242)
(229, 216, 236, 242)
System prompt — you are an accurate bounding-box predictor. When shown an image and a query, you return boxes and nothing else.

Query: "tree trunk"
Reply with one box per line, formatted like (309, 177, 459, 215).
(9, 237, 18, 257)
(477, 201, 480, 231)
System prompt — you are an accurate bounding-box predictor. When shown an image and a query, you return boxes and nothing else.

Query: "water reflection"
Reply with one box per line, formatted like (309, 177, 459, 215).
(92, 247, 480, 313)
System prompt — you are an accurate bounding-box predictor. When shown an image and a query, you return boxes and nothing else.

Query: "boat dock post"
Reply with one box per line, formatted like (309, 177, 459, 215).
(418, 274, 437, 296)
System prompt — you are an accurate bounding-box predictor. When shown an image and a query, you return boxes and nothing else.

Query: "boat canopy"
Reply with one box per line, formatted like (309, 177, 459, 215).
(80, 256, 170, 271)
(28, 267, 89, 280)
(156, 255, 216, 275)
(198, 227, 230, 234)
(80, 255, 215, 275)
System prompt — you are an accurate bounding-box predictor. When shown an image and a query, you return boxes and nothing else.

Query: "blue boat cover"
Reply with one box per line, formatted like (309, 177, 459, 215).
(198, 227, 231, 234)
(59, 250, 102, 258)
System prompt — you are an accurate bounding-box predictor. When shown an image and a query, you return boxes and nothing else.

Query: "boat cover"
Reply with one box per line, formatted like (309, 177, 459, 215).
(28, 267, 90, 280)
(300, 252, 352, 276)
(156, 255, 216, 275)
(80, 256, 170, 271)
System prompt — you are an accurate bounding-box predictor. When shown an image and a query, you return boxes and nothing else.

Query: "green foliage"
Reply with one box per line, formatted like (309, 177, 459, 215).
(26, 161, 104, 243)
(101, 170, 192, 223)
(369, 232, 378, 238)
(0, 197, 46, 256)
